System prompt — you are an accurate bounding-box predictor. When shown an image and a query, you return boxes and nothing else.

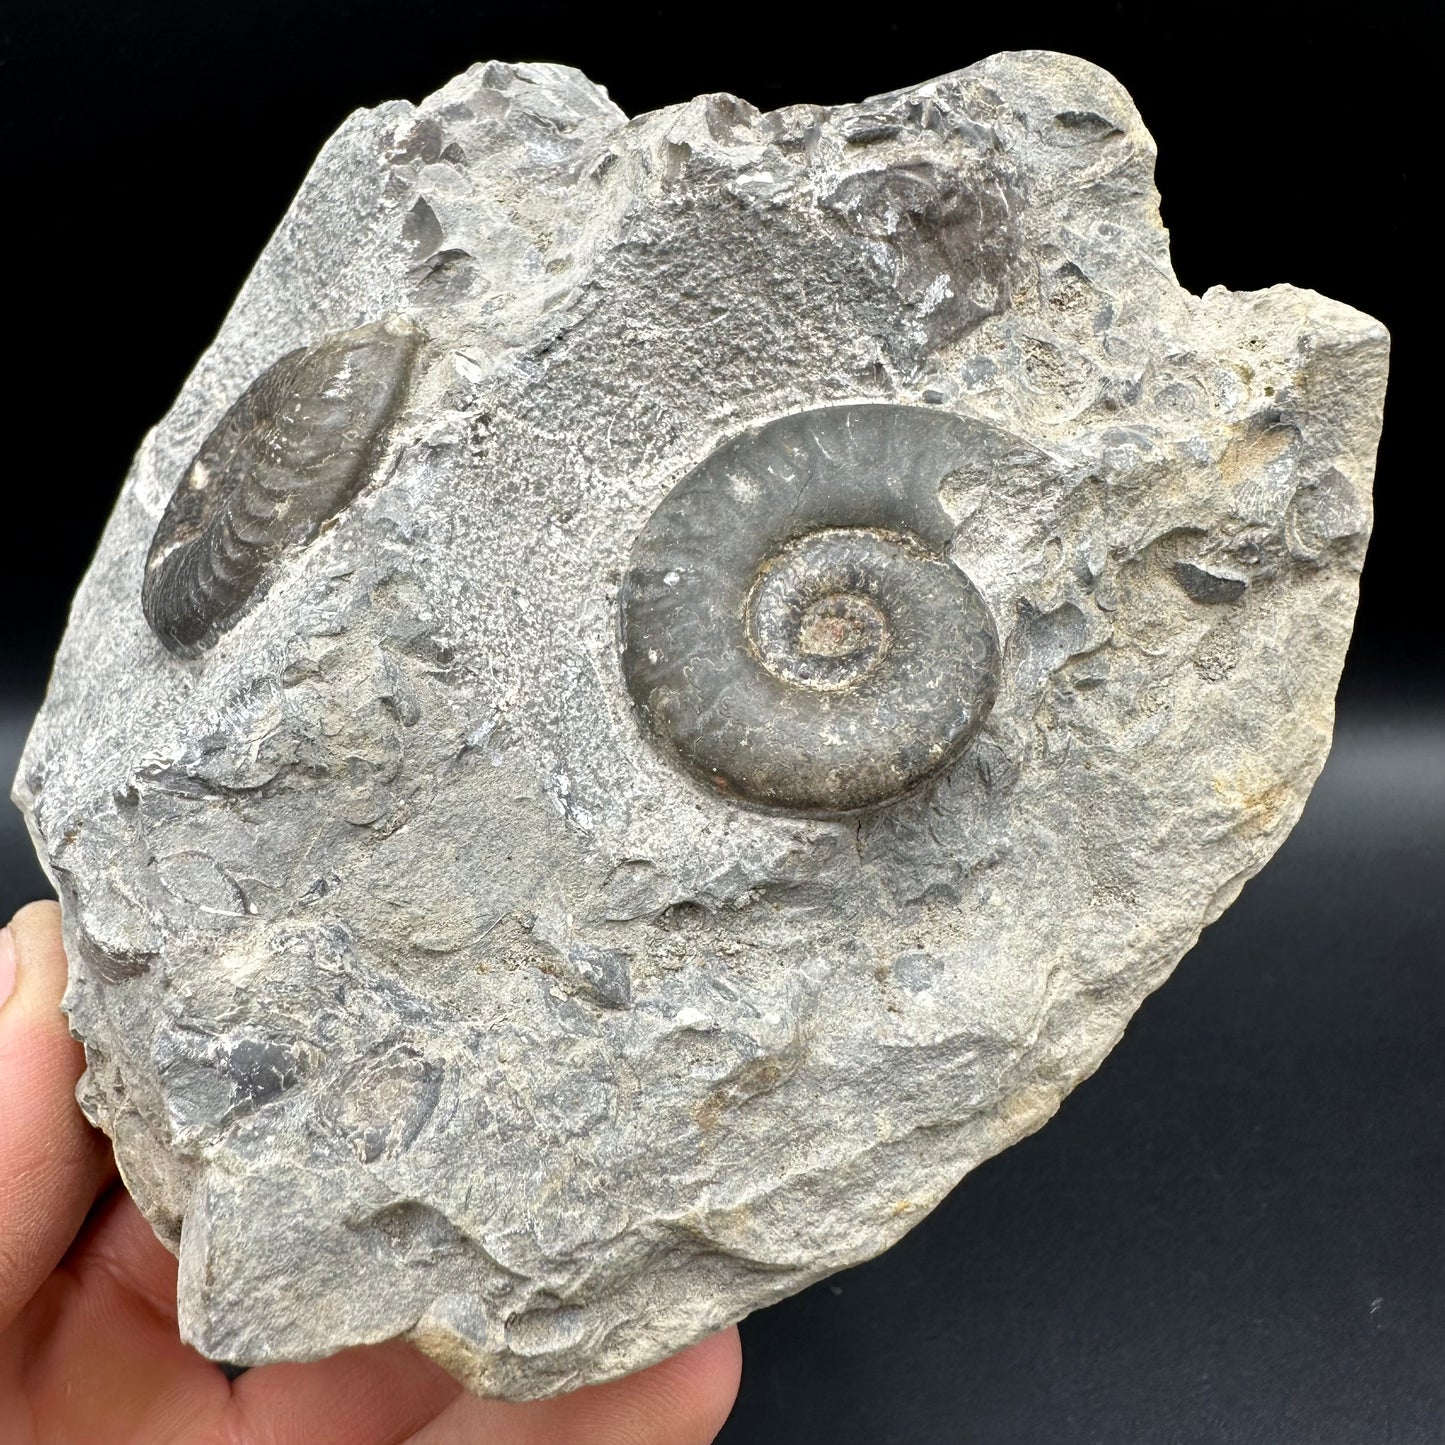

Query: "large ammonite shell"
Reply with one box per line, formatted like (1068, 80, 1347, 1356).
(142, 316, 423, 656)
(619, 404, 1004, 813)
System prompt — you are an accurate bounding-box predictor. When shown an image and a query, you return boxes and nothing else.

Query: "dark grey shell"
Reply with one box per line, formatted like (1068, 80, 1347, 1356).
(142, 317, 423, 656)
(619, 404, 1006, 814)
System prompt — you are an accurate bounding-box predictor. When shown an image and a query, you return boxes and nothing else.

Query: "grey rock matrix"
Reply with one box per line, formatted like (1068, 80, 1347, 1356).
(14, 52, 1387, 1397)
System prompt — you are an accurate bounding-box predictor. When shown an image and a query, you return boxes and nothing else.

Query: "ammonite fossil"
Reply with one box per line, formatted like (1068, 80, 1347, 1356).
(620, 405, 1003, 813)
(142, 316, 422, 656)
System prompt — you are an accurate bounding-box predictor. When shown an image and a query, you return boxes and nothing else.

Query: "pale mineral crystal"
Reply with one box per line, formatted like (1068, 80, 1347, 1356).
(14, 52, 1388, 1397)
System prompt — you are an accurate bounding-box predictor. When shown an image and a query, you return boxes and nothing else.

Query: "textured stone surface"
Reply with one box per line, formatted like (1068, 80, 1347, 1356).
(14, 53, 1387, 1398)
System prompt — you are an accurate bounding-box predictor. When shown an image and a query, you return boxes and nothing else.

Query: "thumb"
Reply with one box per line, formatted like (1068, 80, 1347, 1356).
(0, 901, 115, 1331)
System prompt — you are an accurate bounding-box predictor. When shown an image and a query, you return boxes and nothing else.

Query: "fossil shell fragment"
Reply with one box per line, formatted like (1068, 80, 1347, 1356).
(142, 317, 422, 656)
(13, 55, 1387, 1401)
(620, 404, 1003, 813)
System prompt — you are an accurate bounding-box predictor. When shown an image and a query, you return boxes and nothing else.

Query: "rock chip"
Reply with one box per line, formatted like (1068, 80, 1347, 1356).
(14, 53, 1387, 1397)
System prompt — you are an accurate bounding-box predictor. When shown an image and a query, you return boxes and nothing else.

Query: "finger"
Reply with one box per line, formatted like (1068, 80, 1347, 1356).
(66, 1182, 184, 1325)
(406, 1326, 743, 1445)
(36, 1181, 463, 1445)
(231, 1339, 461, 1445)
(9, 1186, 231, 1445)
(0, 902, 116, 1332)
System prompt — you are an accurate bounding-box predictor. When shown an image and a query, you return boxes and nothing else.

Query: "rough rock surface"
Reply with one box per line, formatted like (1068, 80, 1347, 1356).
(14, 53, 1387, 1398)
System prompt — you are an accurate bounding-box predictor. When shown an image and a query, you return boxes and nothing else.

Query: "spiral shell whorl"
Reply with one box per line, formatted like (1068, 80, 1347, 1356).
(142, 316, 423, 656)
(620, 404, 1004, 815)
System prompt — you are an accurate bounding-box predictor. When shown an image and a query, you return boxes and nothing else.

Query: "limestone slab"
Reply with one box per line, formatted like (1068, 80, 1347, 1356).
(14, 52, 1387, 1397)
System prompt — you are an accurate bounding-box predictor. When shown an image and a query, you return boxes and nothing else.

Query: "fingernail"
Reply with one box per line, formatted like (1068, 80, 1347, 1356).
(0, 925, 16, 1012)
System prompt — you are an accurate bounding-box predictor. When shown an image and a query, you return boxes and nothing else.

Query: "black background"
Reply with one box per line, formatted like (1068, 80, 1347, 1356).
(1, 4, 1439, 1441)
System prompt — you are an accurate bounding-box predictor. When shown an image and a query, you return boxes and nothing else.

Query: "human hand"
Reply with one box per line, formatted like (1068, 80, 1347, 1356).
(0, 902, 742, 1444)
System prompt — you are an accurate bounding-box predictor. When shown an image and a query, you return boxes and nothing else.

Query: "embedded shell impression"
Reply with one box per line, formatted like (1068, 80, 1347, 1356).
(142, 318, 423, 656)
(14, 53, 1386, 1400)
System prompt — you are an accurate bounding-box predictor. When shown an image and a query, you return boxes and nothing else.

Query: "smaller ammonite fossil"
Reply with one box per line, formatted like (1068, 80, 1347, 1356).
(619, 404, 1005, 814)
(142, 316, 423, 656)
